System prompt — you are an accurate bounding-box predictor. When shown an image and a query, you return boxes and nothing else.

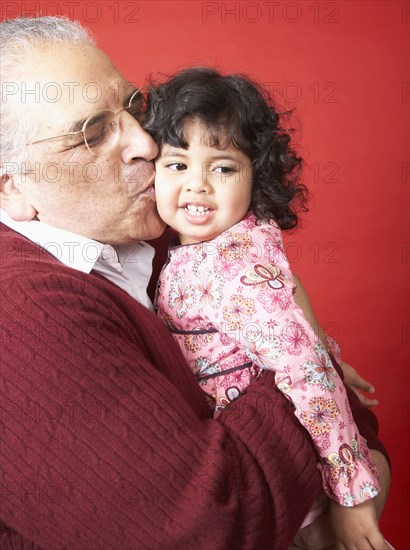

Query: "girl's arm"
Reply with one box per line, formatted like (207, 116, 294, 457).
(292, 274, 379, 408)
(291, 275, 391, 549)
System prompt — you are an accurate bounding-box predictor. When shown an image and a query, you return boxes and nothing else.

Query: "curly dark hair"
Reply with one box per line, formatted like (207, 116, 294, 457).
(145, 67, 309, 230)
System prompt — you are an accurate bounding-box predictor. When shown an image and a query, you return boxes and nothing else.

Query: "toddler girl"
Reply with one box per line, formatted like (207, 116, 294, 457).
(146, 67, 388, 548)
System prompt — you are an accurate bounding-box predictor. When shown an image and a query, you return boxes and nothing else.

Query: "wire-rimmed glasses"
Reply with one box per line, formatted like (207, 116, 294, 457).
(31, 87, 147, 156)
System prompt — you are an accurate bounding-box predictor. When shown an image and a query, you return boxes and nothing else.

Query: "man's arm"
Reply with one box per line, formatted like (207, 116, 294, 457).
(0, 262, 320, 549)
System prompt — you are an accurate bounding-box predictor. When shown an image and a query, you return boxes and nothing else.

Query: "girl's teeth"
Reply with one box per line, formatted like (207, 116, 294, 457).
(185, 205, 210, 215)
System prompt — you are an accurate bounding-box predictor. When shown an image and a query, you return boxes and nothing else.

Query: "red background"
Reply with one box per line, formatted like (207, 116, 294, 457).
(1, 1, 408, 547)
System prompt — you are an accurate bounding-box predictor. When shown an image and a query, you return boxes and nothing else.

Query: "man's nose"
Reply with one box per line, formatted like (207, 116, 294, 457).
(120, 114, 158, 163)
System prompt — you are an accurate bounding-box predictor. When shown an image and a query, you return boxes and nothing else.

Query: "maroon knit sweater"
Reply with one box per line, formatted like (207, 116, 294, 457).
(0, 224, 387, 549)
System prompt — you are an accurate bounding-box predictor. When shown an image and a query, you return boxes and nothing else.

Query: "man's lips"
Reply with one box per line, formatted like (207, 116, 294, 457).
(141, 180, 155, 195)
(124, 160, 155, 191)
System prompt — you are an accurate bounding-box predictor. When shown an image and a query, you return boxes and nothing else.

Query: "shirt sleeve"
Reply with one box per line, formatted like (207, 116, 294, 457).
(166, 219, 381, 507)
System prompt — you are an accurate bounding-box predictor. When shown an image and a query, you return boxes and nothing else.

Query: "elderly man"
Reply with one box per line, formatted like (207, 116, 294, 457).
(0, 16, 388, 549)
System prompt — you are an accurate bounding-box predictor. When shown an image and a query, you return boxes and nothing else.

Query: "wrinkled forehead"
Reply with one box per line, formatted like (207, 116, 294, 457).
(4, 41, 132, 125)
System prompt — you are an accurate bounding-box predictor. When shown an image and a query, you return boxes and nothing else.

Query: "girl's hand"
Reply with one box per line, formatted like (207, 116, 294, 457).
(339, 360, 379, 408)
(330, 499, 389, 550)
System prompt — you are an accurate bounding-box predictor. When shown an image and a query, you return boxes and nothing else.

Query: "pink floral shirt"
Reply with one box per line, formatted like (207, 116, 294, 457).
(155, 212, 380, 506)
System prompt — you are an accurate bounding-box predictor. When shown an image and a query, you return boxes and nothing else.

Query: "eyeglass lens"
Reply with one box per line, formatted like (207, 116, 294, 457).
(84, 90, 146, 154)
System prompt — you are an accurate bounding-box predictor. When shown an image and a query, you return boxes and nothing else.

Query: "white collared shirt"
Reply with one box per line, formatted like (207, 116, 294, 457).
(0, 209, 155, 311)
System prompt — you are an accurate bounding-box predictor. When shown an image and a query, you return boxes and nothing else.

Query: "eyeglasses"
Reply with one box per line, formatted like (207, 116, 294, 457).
(31, 87, 147, 156)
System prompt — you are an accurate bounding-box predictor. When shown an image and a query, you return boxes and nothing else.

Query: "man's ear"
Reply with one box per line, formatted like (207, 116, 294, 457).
(0, 166, 37, 221)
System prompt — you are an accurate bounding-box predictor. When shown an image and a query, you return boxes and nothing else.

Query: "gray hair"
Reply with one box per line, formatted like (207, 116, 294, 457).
(0, 16, 95, 167)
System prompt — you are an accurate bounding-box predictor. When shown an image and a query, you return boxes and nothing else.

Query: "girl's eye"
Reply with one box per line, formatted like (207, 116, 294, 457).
(166, 162, 187, 171)
(213, 165, 235, 174)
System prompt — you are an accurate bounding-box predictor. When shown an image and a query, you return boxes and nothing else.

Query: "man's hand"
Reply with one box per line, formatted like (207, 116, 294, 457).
(339, 360, 379, 408)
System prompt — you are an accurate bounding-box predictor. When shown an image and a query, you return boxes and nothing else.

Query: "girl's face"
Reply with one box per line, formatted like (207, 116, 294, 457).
(154, 118, 253, 245)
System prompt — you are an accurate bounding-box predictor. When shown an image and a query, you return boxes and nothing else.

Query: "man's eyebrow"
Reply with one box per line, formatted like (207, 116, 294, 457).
(69, 109, 113, 133)
(68, 117, 89, 133)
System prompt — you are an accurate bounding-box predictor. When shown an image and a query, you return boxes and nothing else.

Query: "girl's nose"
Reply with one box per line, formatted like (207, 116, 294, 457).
(184, 172, 209, 193)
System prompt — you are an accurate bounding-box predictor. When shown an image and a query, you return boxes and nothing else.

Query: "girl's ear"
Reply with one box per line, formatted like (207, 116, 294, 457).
(0, 168, 37, 221)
